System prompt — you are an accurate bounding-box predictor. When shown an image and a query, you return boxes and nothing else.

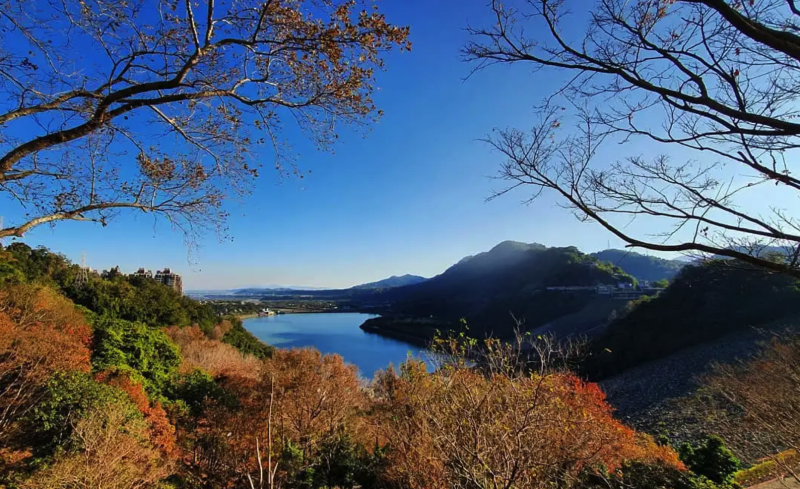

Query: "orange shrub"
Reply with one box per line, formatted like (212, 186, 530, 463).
(165, 325, 261, 379)
(0, 285, 91, 441)
(95, 369, 177, 456)
(210, 319, 233, 341)
(373, 360, 683, 489)
(178, 348, 366, 488)
(20, 400, 172, 489)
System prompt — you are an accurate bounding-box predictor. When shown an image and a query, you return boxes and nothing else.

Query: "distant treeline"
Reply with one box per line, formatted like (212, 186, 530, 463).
(0, 243, 272, 359)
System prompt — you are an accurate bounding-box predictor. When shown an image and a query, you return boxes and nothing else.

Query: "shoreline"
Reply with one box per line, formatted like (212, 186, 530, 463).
(240, 309, 380, 319)
(360, 323, 431, 348)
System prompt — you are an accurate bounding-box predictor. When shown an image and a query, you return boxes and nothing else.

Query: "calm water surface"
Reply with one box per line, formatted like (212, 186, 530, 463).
(244, 313, 431, 379)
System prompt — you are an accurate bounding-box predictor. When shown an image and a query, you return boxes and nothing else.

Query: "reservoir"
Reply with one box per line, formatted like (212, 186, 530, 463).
(244, 312, 432, 379)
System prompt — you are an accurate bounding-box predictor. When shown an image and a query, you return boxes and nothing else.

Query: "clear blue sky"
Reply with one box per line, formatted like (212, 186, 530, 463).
(2, 0, 784, 289)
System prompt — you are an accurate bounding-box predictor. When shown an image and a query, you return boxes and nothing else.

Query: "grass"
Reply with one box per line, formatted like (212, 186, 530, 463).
(734, 450, 800, 487)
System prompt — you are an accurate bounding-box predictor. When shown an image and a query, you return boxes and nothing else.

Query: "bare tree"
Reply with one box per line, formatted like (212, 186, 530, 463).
(465, 0, 800, 277)
(701, 333, 800, 483)
(0, 0, 409, 242)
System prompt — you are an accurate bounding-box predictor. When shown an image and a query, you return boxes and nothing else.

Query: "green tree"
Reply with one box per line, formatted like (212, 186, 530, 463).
(679, 436, 741, 486)
(653, 279, 670, 289)
(27, 372, 142, 456)
(91, 316, 181, 397)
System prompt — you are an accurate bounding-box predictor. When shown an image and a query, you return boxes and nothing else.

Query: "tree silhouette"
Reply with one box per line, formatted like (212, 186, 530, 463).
(466, 0, 800, 277)
(0, 0, 409, 242)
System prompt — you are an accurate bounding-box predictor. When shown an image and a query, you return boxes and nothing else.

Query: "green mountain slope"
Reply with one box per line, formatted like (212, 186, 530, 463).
(591, 249, 685, 282)
(351, 274, 427, 290)
(373, 242, 635, 340)
(585, 260, 800, 380)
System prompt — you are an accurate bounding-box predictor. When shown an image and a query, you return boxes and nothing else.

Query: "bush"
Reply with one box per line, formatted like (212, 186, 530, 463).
(0, 285, 92, 444)
(679, 436, 741, 485)
(733, 450, 800, 487)
(168, 369, 232, 416)
(165, 325, 262, 379)
(221, 316, 274, 359)
(27, 372, 139, 454)
(20, 396, 172, 489)
(91, 316, 181, 397)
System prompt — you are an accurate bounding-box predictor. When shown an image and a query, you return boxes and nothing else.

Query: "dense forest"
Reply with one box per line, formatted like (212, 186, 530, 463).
(1, 243, 776, 489)
(586, 260, 800, 379)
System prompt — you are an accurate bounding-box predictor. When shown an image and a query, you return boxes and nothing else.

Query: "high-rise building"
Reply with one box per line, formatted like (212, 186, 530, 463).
(155, 268, 183, 294)
(133, 267, 153, 279)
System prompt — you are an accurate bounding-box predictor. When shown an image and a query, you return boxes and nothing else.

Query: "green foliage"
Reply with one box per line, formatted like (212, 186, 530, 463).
(168, 369, 232, 416)
(221, 316, 275, 358)
(733, 450, 800, 487)
(591, 249, 685, 282)
(281, 440, 316, 488)
(68, 275, 215, 331)
(679, 436, 741, 485)
(27, 371, 142, 455)
(91, 316, 182, 397)
(653, 278, 670, 288)
(586, 260, 800, 379)
(1, 243, 217, 331)
(3, 243, 270, 359)
(1, 242, 78, 288)
(312, 433, 366, 489)
(0, 259, 25, 287)
(580, 461, 739, 489)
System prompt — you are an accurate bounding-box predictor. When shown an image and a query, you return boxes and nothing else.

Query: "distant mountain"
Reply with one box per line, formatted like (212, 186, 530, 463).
(591, 249, 685, 282)
(369, 241, 635, 340)
(232, 285, 329, 295)
(351, 274, 427, 290)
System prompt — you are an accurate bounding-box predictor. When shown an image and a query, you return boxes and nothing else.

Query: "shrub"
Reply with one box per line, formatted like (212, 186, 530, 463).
(0, 285, 92, 443)
(679, 436, 741, 485)
(20, 398, 172, 489)
(165, 325, 262, 380)
(373, 360, 684, 488)
(733, 450, 800, 487)
(221, 316, 274, 358)
(91, 316, 181, 397)
(168, 369, 232, 416)
(27, 372, 137, 455)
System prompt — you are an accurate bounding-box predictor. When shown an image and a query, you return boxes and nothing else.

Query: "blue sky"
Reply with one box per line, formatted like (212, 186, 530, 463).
(2, 0, 786, 289)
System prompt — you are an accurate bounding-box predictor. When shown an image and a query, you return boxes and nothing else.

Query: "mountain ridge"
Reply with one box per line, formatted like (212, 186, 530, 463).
(350, 274, 427, 290)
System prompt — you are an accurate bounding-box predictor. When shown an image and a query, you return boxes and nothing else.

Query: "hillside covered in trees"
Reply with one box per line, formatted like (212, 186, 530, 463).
(590, 250, 685, 283)
(1, 242, 762, 489)
(368, 242, 637, 341)
(585, 260, 800, 380)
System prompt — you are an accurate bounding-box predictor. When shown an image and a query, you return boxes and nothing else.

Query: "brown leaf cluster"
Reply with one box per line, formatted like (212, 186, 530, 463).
(20, 400, 173, 489)
(372, 360, 682, 489)
(166, 325, 262, 380)
(0, 284, 92, 442)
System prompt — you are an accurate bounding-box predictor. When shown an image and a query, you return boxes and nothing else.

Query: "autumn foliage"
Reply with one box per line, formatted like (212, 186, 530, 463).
(19, 400, 173, 489)
(701, 335, 800, 483)
(0, 284, 91, 442)
(166, 325, 262, 379)
(94, 369, 177, 456)
(0, 247, 689, 489)
(373, 360, 681, 489)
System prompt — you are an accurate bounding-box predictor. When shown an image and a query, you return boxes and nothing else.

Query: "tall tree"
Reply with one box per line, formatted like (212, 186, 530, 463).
(465, 0, 800, 277)
(0, 0, 409, 241)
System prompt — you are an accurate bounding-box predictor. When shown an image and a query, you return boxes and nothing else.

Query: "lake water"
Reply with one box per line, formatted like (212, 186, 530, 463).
(244, 313, 432, 379)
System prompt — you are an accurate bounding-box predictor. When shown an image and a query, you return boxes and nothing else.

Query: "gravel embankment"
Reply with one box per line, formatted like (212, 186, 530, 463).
(598, 328, 774, 442)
